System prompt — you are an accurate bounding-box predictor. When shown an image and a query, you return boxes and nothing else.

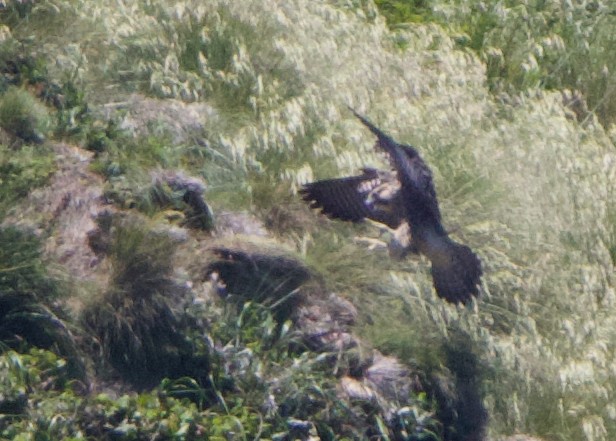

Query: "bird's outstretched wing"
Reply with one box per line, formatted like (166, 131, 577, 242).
(299, 168, 403, 229)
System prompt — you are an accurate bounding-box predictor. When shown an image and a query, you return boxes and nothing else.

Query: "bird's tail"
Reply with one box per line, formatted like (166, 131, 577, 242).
(429, 239, 482, 304)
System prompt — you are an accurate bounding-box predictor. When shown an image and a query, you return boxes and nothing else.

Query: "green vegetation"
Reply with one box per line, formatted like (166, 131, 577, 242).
(0, 36, 91, 140)
(0, 144, 56, 214)
(377, 0, 616, 128)
(1, 305, 439, 440)
(0, 87, 50, 144)
(0, 227, 83, 382)
(82, 220, 211, 389)
(373, 0, 436, 24)
(0, 0, 615, 440)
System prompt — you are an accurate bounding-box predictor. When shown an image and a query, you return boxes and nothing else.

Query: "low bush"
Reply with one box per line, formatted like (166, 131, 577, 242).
(81, 221, 210, 389)
(0, 87, 50, 144)
(0, 227, 83, 381)
(0, 144, 56, 213)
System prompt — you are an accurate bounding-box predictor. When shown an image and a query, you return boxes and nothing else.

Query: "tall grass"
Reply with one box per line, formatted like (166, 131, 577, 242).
(3, 0, 616, 439)
(367, 0, 616, 129)
(81, 220, 210, 389)
(0, 144, 56, 214)
(0, 227, 84, 380)
(428, 0, 616, 129)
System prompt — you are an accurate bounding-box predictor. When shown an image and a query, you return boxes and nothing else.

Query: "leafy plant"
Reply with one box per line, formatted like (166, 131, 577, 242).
(53, 75, 92, 139)
(0, 227, 84, 381)
(0, 87, 50, 144)
(0, 348, 82, 440)
(0, 31, 93, 141)
(0, 144, 56, 213)
(374, 0, 437, 25)
(0, 350, 204, 441)
(0, 0, 36, 25)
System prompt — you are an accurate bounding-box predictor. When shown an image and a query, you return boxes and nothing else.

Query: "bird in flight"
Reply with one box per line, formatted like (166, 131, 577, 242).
(300, 109, 482, 304)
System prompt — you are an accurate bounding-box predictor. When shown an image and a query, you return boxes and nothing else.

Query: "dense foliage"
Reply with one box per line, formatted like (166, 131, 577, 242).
(1, 0, 615, 440)
(378, 0, 616, 129)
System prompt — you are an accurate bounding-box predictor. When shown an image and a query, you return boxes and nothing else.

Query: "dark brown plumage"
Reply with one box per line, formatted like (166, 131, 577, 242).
(300, 110, 482, 304)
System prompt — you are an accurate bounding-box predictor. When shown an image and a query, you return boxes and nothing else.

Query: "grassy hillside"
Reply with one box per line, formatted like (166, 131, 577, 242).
(1, 0, 616, 440)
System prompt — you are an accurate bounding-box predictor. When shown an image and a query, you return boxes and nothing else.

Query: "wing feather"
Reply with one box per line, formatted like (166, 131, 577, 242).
(300, 169, 402, 228)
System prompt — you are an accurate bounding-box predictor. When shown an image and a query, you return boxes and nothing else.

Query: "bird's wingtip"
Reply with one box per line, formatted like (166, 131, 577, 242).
(346, 106, 371, 127)
(346, 107, 395, 144)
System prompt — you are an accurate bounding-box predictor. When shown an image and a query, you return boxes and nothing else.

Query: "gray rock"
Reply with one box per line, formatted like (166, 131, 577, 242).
(100, 93, 215, 143)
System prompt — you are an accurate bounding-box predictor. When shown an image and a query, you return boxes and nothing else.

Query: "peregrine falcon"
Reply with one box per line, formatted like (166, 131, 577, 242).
(300, 110, 482, 304)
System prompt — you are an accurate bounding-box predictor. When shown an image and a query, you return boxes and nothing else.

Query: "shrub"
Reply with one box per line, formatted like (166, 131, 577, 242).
(0, 87, 50, 144)
(0, 0, 37, 25)
(81, 221, 210, 389)
(0, 32, 91, 140)
(0, 143, 56, 213)
(0, 37, 46, 93)
(0, 227, 83, 380)
(374, 0, 437, 24)
(433, 0, 616, 127)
